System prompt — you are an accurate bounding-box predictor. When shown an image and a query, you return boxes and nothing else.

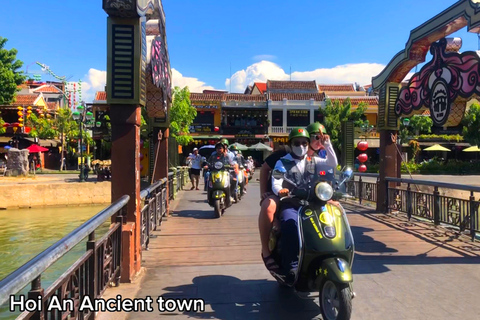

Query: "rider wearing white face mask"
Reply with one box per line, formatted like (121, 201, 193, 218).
(271, 127, 337, 284)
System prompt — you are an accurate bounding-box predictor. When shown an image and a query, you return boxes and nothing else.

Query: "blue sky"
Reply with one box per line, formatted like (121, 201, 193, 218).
(1, 0, 479, 101)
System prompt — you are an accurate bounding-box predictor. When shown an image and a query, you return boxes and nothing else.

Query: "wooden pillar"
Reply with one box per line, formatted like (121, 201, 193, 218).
(377, 130, 400, 212)
(110, 105, 142, 282)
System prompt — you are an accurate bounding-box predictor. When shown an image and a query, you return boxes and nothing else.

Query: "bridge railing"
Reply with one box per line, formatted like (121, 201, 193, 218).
(0, 195, 129, 319)
(385, 177, 480, 241)
(345, 173, 379, 204)
(140, 178, 168, 251)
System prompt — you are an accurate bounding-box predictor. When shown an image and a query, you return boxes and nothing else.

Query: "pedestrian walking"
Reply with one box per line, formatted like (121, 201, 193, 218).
(187, 148, 203, 190)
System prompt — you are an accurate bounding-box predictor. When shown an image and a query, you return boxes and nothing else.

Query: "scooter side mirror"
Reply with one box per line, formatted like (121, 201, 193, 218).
(341, 167, 353, 181)
(272, 167, 286, 179)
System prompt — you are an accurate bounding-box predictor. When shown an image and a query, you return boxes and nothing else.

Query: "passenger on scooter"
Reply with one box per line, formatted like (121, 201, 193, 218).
(271, 127, 338, 284)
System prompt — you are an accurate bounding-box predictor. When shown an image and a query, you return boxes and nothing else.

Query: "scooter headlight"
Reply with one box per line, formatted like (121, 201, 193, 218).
(214, 161, 224, 170)
(315, 182, 334, 201)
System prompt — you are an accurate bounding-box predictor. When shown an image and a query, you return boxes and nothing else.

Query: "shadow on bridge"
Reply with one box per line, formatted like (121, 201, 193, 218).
(345, 203, 480, 275)
(160, 275, 320, 320)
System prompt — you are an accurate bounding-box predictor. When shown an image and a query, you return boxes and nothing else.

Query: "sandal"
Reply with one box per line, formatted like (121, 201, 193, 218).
(261, 253, 281, 274)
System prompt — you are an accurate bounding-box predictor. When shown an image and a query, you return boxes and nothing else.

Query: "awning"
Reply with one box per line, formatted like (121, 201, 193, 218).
(24, 137, 60, 147)
(0, 136, 12, 143)
(191, 135, 222, 140)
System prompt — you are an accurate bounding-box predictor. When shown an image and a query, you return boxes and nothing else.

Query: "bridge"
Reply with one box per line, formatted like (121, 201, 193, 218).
(0, 170, 479, 319)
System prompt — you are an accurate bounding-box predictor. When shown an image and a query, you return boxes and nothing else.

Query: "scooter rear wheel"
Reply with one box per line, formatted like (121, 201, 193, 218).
(213, 199, 222, 219)
(320, 280, 352, 320)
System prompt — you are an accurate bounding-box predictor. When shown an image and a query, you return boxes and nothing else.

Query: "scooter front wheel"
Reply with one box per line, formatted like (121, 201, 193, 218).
(320, 280, 352, 320)
(213, 199, 222, 219)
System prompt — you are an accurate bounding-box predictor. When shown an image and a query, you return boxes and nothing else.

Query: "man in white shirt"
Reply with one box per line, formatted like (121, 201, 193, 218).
(187, 148, 203, 190)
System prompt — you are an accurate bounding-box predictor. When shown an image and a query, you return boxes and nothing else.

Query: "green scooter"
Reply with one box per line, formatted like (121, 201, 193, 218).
(206, 160, 232, 218)
(269, 165, 355, 320)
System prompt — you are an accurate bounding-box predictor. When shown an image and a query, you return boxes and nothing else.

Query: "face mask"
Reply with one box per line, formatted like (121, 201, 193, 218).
(292, 145, 308, 157)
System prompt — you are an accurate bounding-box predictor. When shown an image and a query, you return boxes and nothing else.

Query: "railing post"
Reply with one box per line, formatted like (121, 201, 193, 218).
(358, 176, 363, 205)
(434, 186, 440, 226)
(385, 178, 389, 214)
(470, 191, 476, 242)
(27, 276, 44, 320)
(407, 183, 412, 221)
(86, 231, 97, 319)
(115, 214, 123, 286)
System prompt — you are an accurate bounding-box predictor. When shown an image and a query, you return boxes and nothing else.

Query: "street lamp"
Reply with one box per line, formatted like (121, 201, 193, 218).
(72, 103, 93, 181)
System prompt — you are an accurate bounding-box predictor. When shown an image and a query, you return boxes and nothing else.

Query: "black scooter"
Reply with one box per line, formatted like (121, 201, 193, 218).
(269, 165, 355, 320)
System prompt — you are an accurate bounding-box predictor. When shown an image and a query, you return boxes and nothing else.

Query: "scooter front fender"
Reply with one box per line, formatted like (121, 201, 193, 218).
(315, 257, 352, 285)
(212, 190, 226, 199)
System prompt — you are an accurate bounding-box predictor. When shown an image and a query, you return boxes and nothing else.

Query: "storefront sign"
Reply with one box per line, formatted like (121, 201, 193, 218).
(287, 109, 309, 126)
(272, 137, 288, 143)
(193, 105, 218, 109)
(190, 125, 213, 133)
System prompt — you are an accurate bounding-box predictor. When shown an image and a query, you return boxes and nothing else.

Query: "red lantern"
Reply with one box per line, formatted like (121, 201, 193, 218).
(357, 141, 368, 151)
(140, 140, 144, 148)
(359, 164, 367, 173)
(140, 164, 144, 171)
(214, 126, 219, 132)
(139, 153, 144, 161)
(358, 153, 368, 163)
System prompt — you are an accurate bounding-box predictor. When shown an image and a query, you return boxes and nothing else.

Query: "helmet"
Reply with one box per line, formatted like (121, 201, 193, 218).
(229, 145, 238, 151)
(215, 142, 224, 150)
(220, 138, 229, 146)
(288, 127, 310, 142)
(306, 122, 326, 135)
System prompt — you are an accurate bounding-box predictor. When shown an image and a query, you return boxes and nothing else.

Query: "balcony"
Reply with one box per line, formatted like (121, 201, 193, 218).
(269, 126, 296, 134)
(220, 125, 268, 135)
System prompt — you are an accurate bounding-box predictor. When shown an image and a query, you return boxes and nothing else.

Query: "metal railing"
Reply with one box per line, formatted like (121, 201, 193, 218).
(345, 173, 379, 204)
(385, 177, 480, 241)
(140, 178, 169, 251)
(0, 196, 129, 319)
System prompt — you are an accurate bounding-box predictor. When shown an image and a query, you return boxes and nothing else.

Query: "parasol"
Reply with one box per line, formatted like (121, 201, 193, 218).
(229, 142, 248, 151)
(462, 145, 480, 152)
(423, 144, 450, 152)
(248, 142, 273, 151)
(26, 144, 49, 153)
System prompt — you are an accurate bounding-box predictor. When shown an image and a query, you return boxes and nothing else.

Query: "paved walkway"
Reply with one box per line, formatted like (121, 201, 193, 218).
(107, 181, 480, 320)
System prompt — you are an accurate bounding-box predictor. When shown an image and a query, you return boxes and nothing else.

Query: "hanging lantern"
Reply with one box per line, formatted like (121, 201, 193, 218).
(27, 106, 32, 110)
(358, 164, 367, 173)
(27, 110, 32, 114)
(17, 111, 23, 116)
(357, 141, 368, 151)
(139, 153, 144, 161)
(17, 106, 23, 111)
(140, 140, 144, 148)
(214, 126, 219, 132)
(358, 153, 368, 163)
(140, 164, 144, 171)
(18, 118, 24, 122)
(40, 114, 45, 118)
(18, 123, 24, 128)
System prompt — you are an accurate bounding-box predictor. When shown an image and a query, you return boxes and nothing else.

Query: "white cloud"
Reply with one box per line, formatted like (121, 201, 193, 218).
(171, 68, 215, 93)
(82, 68, 107, 102)
(253, 54, 277, 61)
(226, 60, 289, 92)
(225, 61, 388, 93)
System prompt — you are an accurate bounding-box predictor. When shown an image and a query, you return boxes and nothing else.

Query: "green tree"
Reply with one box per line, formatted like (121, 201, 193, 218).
(0, 117, 5, 135)
(0, 37, 26, 104)
(409, 115, 433, 135)
(319, 98, 367, 155)
(462, 103, 480, 147)
(27, 113, 57, 139)
(169, 86, 197, 145)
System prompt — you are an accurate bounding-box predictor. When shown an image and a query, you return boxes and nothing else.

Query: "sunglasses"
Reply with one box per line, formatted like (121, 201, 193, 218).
(293, 141, 309, 147)
(311, 135, 323, 141)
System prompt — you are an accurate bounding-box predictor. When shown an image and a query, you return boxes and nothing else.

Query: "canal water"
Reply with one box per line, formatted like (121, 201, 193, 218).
(0, 205, 110, 320)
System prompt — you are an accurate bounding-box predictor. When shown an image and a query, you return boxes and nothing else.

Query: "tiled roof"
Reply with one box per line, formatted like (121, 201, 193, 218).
(224, 94, 266, 102)
(267, 80, 317, 91)
(329, 96, 378, 105)
(202, 90, 227, 94)
(422, 109, 430, 116)
(190, 93, 223, 102)
(363, 84, 372, 89)
(33, 85, 62, 93)
(13, 94, 39, 106)
(269, 93, 325, 101)
(253, 82, 267, 94)
(95, 91, 107, 101)
(318, 84, 355, 92)
(47, 102, 58, 110)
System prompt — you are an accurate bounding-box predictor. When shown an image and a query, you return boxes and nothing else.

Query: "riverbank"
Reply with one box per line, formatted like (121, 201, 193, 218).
(0, 174, 111, 209)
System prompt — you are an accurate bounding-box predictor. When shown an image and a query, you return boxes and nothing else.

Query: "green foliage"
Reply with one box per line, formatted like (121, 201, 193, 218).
(170, 86, 196, 145)
(27, 113, 57, 139)
(409, 115, 433, 135)
(318, 98, 367, 153)
(462, 103, 480, 147)
(0, 117, 5, 135)
(401, 158, 480, 174)
(416, 134, 463, 142)
(0, 37, 26, 104)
